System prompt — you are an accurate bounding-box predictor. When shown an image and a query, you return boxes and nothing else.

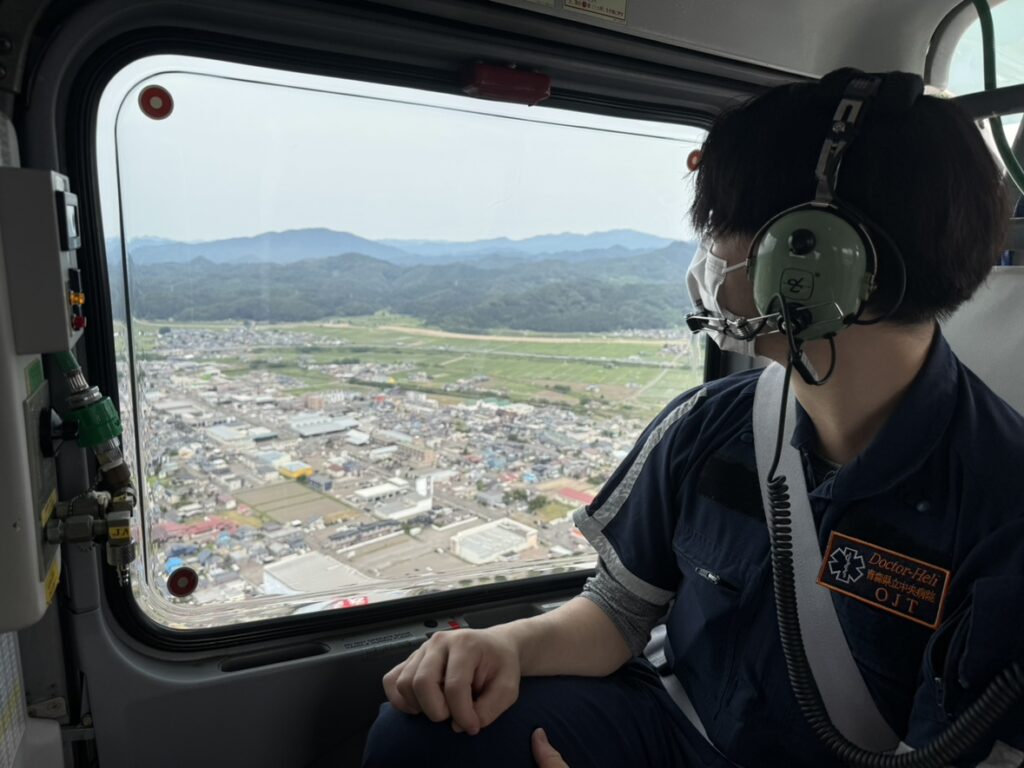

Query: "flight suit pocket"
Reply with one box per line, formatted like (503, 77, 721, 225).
(670, 530, 749, 718)
(917, 602, 971, 724)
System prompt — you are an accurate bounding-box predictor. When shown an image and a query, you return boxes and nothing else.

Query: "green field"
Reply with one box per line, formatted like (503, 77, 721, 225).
(535, 501, 576, 523)
(281, 322, 678, 361)
(138, 318, 703, 421)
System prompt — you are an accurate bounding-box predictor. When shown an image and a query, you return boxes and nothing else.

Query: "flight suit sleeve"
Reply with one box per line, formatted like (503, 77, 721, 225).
(573, 386, 707, 619)
(579, 557, 669, 657)
(902, 570, 1024, 767)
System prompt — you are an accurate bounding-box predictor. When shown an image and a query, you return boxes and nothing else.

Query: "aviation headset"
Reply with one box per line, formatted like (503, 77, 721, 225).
(744, 69, 919, 374)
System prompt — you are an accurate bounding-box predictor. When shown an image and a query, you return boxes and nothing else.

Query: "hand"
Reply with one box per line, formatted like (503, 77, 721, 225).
(382, 628, 521, 735)
(532, 728, 569, 768)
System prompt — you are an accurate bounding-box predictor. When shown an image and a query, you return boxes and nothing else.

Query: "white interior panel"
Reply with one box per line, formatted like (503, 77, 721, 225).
(943, 266, 1024, 413)
(491, 0, 963, 78)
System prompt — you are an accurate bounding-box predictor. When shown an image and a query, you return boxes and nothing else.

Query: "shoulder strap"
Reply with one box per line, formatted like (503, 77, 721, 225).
(753, 363, 900, 752)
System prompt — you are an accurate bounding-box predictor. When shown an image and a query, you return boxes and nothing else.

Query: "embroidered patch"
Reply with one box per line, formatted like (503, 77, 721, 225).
(817, 531, 951, 629)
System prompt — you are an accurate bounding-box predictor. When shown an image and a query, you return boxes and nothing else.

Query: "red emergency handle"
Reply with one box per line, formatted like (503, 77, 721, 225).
(462, 63, 551, 106)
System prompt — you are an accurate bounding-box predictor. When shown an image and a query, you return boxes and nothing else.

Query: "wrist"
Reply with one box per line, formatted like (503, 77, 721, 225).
(490, 619, 535, 674)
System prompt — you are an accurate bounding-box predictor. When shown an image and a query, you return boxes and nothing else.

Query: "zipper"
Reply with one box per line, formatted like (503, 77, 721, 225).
(694, 566, 740, 593)
(933, 675, 947, 721)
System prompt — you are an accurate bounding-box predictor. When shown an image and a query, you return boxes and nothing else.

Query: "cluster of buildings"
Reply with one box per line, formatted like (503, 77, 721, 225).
(130, 324, 664, 617)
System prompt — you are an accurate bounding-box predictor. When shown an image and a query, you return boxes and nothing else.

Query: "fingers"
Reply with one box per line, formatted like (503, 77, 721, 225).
(411, 639, 451, 723)
(383, 650, 422, 715)
(381, 631, 520, 735)
(472, 664, 519, 729)
(531, 728, 569, 768)
(444, 643, 481, 735)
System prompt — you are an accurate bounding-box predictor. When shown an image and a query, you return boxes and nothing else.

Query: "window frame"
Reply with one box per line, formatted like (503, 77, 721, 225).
(924, 0, 1024, 92)
(36, 0, 786, 651)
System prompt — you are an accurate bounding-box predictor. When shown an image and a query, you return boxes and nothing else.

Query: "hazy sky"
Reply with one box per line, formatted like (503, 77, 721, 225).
(96, 4, 1022, 245)
(99, 58, 704, 243)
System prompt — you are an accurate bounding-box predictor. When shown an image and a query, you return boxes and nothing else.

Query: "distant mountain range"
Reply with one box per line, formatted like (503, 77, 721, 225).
(379, 230, 675, 260)
(106, 228, 677, 267)
(108, 229, 698, 332)
(108, 229, 409, 266)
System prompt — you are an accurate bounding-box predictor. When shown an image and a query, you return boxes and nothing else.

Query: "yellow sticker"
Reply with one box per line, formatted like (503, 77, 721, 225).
(44, 558, 61, 605)
(109, 525, 131, 541)
(40, 490, 57, 527)
(0, 678, 23, 743)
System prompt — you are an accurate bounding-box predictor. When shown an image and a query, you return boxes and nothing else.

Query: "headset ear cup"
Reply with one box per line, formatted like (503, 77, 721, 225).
(748, 206, 810, 316)
(746, 211, 783, 306)
(748, 204, 874, 341)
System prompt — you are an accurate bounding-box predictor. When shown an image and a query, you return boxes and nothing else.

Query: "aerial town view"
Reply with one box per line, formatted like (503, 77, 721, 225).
(100, 59, 708, 626)
(116, 232, 704, 628)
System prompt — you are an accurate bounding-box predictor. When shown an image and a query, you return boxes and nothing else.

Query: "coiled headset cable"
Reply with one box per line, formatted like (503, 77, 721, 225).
(767, 296, 1024, 767)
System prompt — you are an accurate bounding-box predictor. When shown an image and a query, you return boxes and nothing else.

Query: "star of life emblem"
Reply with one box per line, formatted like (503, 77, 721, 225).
(827, 546, 866, 585)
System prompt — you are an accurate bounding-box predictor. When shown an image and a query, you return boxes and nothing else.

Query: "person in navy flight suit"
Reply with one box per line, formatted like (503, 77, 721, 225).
(361, 69, 1024, 768)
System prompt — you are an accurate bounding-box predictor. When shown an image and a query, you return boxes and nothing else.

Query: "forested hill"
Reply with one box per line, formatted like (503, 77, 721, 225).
(125, 241, 698, 332)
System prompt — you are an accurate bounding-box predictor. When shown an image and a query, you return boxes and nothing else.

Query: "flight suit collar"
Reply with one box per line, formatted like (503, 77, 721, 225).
(789, 327, 958, 503)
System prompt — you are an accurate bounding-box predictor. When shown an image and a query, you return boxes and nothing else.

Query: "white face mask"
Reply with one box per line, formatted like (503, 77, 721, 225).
(686, 242, 759, 357)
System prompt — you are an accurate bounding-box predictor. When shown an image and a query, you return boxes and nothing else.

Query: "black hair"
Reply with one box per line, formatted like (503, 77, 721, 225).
(690, 69, 1011, 324)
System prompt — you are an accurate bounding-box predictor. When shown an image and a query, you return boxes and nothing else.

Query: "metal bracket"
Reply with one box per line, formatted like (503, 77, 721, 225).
(27, 696, 67, 720)
(954, 83, 1024, 121)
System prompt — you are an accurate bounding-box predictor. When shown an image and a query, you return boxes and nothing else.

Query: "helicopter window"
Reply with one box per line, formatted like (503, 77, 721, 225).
(947, 2, 1023, 151)
(97, 55, 706, 629)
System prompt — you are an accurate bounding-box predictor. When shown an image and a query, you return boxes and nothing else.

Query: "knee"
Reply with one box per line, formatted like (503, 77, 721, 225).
(364, 702, 480, 768)
(362, 702, 424, 767)
(361, 700, 529, 768)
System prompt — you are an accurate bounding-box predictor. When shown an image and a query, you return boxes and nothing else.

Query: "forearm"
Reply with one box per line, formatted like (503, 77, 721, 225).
(490, 595, 633, 678)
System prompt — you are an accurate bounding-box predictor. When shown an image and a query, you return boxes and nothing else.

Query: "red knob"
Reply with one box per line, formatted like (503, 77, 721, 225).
(71, 316, 87, 331)
(139, 85, 174, 120)
(167, 567, 199, 597)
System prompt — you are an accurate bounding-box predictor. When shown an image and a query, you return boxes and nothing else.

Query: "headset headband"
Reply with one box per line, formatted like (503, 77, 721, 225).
(813, 75, 881, 204)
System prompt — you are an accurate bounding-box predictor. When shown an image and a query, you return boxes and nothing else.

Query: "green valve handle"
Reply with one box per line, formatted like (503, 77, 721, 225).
(55, 351, 80, 375)
(67, 397, 123, 447)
